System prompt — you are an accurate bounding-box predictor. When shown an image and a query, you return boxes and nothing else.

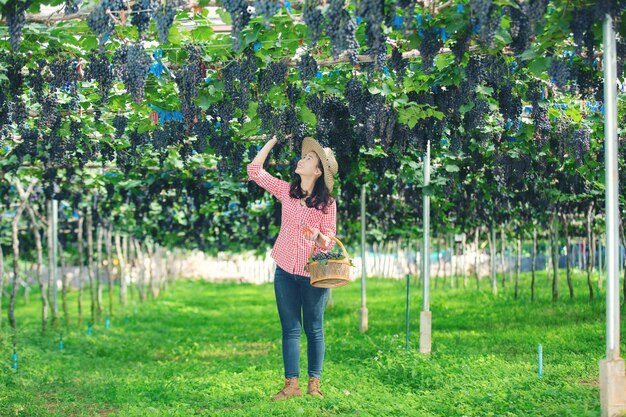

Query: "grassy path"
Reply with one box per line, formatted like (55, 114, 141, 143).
(0, 270, 614, 416)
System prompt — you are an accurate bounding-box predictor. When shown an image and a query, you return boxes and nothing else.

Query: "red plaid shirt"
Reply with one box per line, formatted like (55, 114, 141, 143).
(247, 163, 336, 277)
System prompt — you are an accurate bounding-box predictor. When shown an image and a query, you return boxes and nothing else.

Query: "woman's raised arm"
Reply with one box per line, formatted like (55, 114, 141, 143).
(251, 136, 278, 165)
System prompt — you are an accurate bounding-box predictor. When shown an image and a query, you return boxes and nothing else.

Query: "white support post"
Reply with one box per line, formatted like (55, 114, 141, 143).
(359, 184, 368, 333)
(599, 13, 626, 417)
(420, 140, 432, 354)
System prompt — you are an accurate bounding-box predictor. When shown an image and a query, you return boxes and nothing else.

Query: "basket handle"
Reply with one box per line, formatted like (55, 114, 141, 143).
(309, 235, 349, 260)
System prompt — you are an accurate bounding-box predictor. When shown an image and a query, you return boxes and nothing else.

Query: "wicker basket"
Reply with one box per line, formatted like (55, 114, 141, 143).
(307, 236, 352, 288)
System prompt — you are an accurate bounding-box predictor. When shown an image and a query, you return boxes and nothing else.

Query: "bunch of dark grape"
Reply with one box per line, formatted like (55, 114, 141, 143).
(85, 49, 114, 103)
(532, 104, 550, 149)
(568, 125, 591, 165)
(470, 0, 500, 49)
(230, 47, 257, 110)
(525, 80, 543, 104)
(257, 100, 279, 138)
(303, 0, 324, 45)
(253, 0, 280, 29)
(314, 95, 352, 145)
(258, 61, 287, 94)
(75, 133, 94, 166)
(112, 115, 127, 139)
(132, 0, 157, 39)
(5, 0, 32, 52)
(362, 96, 389, 149)
(222, 61, 241, 97)
(570, 7, 595, 59)
(552, 117, 574, 162)
(286, 82, 300, 106)
(49, 56, 78, 96)
(178, 142, 192, 165)
(357, 0, 386, 69)
(451, 30, 471, 63)
(0, 88, 7, 127)
(434, 86, 463, 120)
(175, 45, 204, 128)
(44, 129, 72, 165)
(376, 102, 397, 149)
(7, 97, 27, 126)
(42, 167, 60, 199)
(344, 78, 366, 118)
(548, 58, 571, 90)
(216, 100, 235, 133)
(150, 123, 178, 166)
(69, 119, 82, 138)
(87, 0, 121, 48)
(222, 0, 251, 50)
(304, 93, 323, 117)
(113, 43, 151, 103)
(98, 139, 115, 164)
(504, 5, 530, 54)
(311, 250, 345, 261)
(389, 47, 406, 85)
(15, 127, 39, 159)
(526, 0, 548, 33)
(27, 60, 46, 103)
(64, 0, 82, 15)
(462, 99, 489, 133)
(240, 47, 258, 84)
(298, 52, 318, 81)
(466, 54, 508, 90)
(570, 61, 602, 99)
(192, 120, 211, 153)
(497, 82, 522, 128)
(617, 38, 626, 78)
(39, 93, 60, 129)
(222, 57, 252, 114)
(448, 133, 462, 154)
(418, 27, 442, 72)
(153, 0, 180, 44)
(128, 127, 149, 153)
(314, 96, 357, 176)
(5, 53, 24, 97)
(326, 0, 359, 64)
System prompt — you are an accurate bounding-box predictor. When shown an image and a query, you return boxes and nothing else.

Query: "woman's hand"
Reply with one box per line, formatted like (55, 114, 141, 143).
(302, 227, 320, 241)
(251, 136, 279, 165)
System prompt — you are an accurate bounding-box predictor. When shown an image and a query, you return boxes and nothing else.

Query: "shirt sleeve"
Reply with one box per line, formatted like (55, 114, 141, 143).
(316, 199, 337, 252)
(247, 163, 290, 202)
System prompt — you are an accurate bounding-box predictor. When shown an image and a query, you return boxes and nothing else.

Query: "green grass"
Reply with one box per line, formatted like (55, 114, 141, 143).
(0, 268, 618, 416)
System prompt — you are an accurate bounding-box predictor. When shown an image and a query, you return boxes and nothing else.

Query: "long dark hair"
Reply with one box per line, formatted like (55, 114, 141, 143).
(289, 158, 333, 213)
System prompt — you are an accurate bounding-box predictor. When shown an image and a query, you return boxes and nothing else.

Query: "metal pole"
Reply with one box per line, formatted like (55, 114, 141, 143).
(449, 233, 454, 288)
(405, 273, 410, 351)
(359, 184, 368, 333)
(603, 14, 620, 362)
(599, 14, 626, 417)
(51, 199, 59, 316)
(491, 222, 497, 295)
(423, 141, 430, 312)
(420, 140, 432, 354)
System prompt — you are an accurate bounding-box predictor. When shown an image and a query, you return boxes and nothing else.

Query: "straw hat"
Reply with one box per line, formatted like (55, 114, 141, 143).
(301, 137, 339, 193)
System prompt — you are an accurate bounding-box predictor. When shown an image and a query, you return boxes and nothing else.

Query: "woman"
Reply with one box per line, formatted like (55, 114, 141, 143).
(246, 136, 339, 401)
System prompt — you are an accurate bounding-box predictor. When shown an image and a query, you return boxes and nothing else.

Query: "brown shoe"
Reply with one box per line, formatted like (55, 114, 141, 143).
(307, 376, 324, 399)
(271, 377, 302, 401)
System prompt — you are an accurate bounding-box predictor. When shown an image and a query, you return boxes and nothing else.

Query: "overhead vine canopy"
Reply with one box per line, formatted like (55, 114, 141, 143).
(0, 0, 624, 253)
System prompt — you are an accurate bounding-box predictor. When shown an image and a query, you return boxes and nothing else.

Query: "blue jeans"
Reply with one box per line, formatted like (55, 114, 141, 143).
(274, 265, 330, 379)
